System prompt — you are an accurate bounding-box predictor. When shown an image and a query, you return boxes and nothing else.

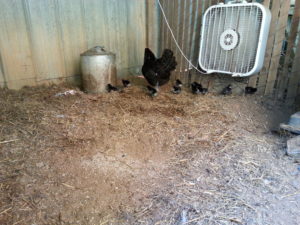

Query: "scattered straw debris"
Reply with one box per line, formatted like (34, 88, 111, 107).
(0, 84, 299, 225)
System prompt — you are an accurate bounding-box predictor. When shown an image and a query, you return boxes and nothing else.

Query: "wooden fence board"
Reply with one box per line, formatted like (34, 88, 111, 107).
(256, 0, 282, 94)
(264, 0, 291, 96)
(286, 32, 300, 105)
(276, 1, 300, 100)
(248, 0, 271, 87)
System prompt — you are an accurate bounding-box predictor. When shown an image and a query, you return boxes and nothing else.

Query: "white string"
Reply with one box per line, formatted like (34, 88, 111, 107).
(157, 0, 209, 74)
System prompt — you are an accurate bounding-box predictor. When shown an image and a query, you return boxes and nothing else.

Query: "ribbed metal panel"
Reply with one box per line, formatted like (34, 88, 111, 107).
(0, 0, 147, 89)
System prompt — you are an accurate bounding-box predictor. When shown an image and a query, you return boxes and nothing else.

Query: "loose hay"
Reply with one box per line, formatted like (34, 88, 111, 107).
(0, 84, 299, 225)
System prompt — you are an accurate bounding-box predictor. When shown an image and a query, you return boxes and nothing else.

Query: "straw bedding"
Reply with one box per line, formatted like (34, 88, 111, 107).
(0, 84, 299, 224)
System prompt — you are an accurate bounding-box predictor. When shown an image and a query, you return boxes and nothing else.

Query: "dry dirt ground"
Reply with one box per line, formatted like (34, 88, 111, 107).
(0, 84, 300, 225)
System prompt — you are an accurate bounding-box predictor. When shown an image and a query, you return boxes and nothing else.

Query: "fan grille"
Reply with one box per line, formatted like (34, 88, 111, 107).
(200, 5, 263, 74)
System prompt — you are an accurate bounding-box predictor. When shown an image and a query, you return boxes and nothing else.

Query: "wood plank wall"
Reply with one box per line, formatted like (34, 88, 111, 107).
(0, 0, 147, 89)
(158, 0, 300, 106)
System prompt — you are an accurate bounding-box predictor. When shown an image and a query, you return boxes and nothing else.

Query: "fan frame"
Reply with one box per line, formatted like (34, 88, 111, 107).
(198, 2, 271, 77)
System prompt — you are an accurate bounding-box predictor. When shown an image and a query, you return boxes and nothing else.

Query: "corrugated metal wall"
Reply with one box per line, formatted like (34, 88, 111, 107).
(159, 0, 300, 106)
(0, 0, 147, 89)
(158, 0, 218, 85)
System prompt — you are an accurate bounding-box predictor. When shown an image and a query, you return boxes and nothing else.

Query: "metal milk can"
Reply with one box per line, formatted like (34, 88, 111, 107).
(80, 46, 117, 93)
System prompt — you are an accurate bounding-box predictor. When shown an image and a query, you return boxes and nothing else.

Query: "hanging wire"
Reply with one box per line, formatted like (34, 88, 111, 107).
(157, 0, 209, 74)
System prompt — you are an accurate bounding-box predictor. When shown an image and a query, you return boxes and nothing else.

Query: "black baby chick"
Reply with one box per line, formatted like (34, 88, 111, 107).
(221, 84, 232, 95)
(191, 82, 208, 95)
(191, 83, 200, 94)
(107, 84, 118, 93)
(201, 88, 208, 94)
(122, 79, 131, 88)
(171, 85, 181, 94)
(191, 82, 202, 94)
(175, 79, 183, 87)
(245, 86, 257, 94)
(147, 86, 157, 97)
(192, 82, 202, 89)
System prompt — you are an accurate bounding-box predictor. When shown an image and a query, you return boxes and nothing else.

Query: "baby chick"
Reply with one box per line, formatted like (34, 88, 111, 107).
(171, 85, 181, 94)
(221, 84, 232, 95)
(245, 86, 257, 94)
(122, 79, 131, 88)
(175, 79, 183, 87)
(191, 82, 201, 94)
(107, 84, 118, 92)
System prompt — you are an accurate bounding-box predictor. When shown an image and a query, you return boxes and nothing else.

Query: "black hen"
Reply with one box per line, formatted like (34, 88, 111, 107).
(142, 48, 177, 87)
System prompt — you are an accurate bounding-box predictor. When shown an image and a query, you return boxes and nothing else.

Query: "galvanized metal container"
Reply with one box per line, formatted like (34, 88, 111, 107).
(280, 112, 300, 134)
(80, 46, 117, 93)
(287, 136, 300, 160)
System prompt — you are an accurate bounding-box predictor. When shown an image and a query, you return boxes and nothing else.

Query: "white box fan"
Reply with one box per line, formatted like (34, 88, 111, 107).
(198, 0, 271, 77)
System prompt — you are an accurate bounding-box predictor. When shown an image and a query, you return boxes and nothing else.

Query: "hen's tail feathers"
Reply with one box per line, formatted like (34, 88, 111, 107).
(144, 48, 156, 64)
(159, 49, 177, 73)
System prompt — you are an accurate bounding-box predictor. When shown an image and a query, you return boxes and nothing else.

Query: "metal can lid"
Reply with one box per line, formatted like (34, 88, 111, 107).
(80, 46, 115, 56)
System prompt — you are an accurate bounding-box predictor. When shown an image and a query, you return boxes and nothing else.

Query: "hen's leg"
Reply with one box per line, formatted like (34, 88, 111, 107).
(155, 82, 159, 91)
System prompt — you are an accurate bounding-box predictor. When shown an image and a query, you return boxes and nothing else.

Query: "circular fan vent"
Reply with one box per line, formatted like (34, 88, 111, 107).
(220, 29, 239, 51)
